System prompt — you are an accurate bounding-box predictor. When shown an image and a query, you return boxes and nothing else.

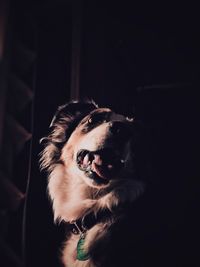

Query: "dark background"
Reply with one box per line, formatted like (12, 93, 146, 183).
(0, 0, 199, 266)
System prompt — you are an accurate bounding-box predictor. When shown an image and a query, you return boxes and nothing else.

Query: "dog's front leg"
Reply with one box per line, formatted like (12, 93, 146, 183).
(97, 180, 144, 211)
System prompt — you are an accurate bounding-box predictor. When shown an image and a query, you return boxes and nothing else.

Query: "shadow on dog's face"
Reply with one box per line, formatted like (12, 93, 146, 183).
(40, 101, 136, 190)
(61, 108, 134, 188)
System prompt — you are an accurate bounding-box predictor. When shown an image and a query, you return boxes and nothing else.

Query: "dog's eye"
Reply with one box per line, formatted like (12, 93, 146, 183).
(87, 118, 93, 124)
(126, 117, 134, 122)
(87, 115, 107, 125)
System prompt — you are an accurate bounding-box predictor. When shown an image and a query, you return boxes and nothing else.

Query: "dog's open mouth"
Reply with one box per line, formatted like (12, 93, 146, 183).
(76, 148, 124, 184)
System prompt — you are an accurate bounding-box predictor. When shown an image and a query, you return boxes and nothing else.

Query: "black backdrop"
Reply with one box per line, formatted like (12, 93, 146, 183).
(16, 1, 200, 266)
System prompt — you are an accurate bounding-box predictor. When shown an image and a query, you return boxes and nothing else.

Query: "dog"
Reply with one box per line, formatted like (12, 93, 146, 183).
(40, 100, 144, 267)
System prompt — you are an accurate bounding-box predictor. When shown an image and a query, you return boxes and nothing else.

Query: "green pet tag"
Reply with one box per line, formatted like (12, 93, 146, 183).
(77, 235, 90, 261)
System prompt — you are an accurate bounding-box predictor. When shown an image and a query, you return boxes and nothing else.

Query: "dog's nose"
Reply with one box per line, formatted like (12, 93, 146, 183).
(109, 121, 125, 135)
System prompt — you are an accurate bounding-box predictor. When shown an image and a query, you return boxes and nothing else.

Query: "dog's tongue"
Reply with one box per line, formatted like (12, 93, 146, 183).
(83, 153, 113, 179)
(82, 150, 116, 179)
(77, 148, 124, 180)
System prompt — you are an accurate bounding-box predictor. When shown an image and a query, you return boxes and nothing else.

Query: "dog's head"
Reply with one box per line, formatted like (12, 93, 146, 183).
(40, 100, 136, 188)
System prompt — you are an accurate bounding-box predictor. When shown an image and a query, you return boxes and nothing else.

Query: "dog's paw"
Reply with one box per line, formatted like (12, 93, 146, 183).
(96, 180, 145, 211)
(96, 193, 119, 211)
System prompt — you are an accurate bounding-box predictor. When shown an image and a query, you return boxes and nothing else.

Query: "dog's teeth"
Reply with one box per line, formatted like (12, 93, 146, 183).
(83, 154, 90, 166)
(93, 154, 103, 166)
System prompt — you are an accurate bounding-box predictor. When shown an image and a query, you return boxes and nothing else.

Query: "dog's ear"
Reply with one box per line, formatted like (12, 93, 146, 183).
(40, 100, 98, 144)
(39, 100, 98, 172)
(50, 100, 98, 128)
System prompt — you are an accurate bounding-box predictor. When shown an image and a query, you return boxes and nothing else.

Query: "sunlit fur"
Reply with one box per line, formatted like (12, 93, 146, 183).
(40, 101, 144, 267)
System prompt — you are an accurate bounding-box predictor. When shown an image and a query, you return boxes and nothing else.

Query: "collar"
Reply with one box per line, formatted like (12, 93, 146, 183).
(69, 209, 117, 235)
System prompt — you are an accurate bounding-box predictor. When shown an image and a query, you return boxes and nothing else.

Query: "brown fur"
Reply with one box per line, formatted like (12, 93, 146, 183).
(40, 101, 144, 267)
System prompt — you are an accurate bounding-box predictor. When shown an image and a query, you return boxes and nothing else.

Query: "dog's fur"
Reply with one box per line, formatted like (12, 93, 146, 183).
(40, 100, 144, 267)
